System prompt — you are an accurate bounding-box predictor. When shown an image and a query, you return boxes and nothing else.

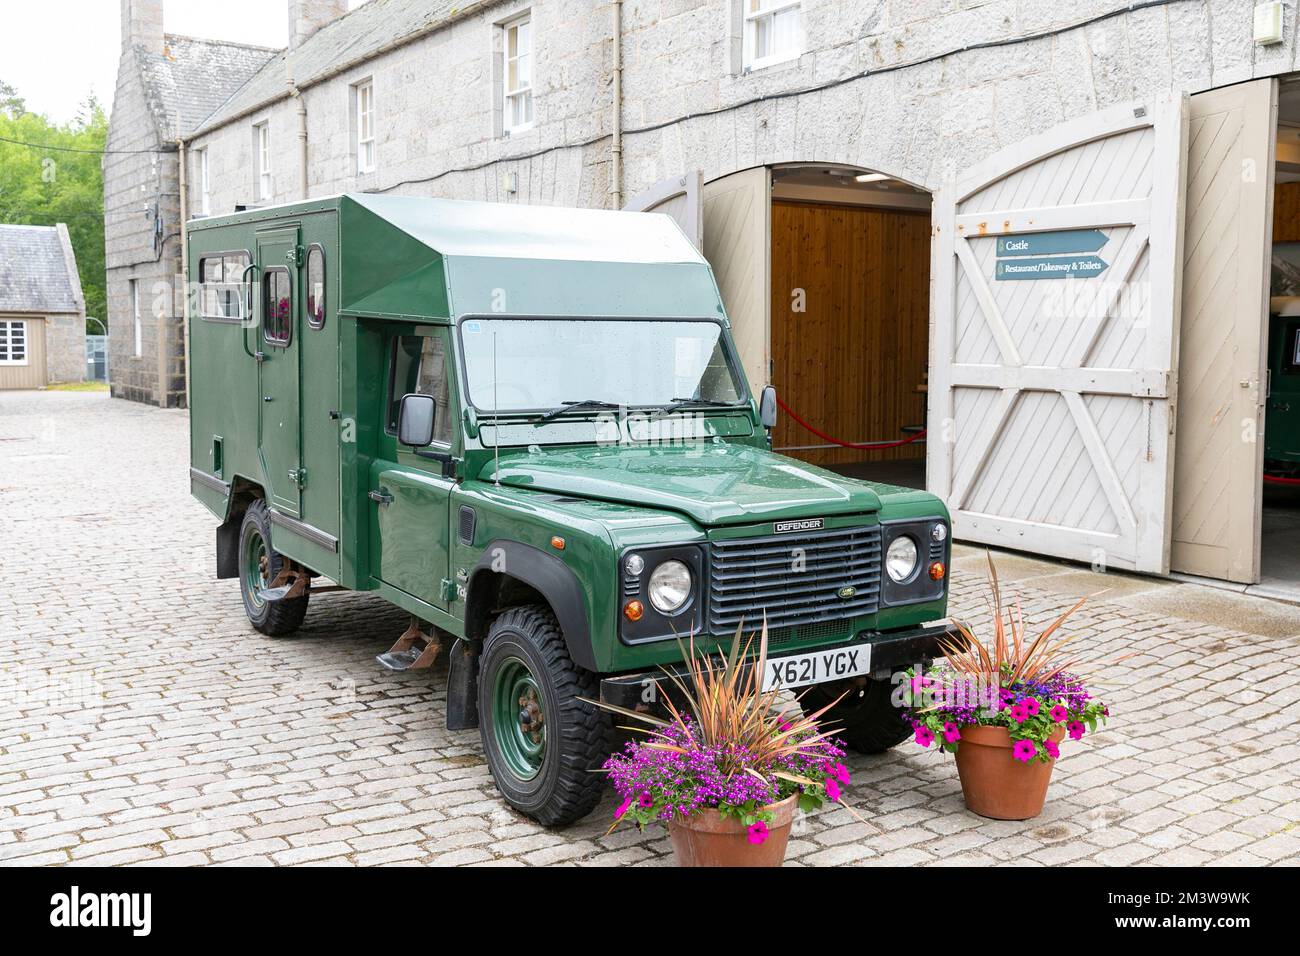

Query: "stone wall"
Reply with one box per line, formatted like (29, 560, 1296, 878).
(43, 313, 86, 384)
(104, 50, 184, 407)
(186, 0, 1300, 219)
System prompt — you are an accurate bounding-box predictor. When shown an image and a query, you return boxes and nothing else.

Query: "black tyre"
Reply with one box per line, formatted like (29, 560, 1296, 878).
(478, 605, 612, 827)
(800, 673, 912, 754)
(237, 499, 309, 636)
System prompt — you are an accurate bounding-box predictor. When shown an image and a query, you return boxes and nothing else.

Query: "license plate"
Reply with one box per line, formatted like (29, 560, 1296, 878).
(761, 645, 872, 692)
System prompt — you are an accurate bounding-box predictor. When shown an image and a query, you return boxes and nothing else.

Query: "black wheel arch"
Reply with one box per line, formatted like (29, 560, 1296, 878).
(464, 540, 598, 672)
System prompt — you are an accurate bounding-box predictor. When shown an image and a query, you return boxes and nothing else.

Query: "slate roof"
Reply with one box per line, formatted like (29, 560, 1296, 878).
(0, 224, 84, 315)
(192, 0, 463, 135)
(136, 34, 279, 139)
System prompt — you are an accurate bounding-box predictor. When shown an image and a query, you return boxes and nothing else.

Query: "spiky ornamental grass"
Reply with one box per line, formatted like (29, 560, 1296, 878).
(589, 621, 863, 839)
(903, 554, 1113, 764)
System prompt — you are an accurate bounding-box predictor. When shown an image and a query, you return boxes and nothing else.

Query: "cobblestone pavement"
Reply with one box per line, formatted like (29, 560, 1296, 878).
(2, 391, 1298, 866)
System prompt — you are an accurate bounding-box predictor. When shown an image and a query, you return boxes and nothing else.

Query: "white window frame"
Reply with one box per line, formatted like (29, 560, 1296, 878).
(502, 13, 534, 135)
(354, 79, 376, 174)
(254, 122, 271, 201)
(0, 319, 28, 366)
(742, 0, 802, 72)
(132, 280, 142, 358)
(198, 147, 210, 215)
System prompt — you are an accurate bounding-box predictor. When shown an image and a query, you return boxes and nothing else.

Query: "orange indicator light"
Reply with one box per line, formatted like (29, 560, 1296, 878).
(929, 561, 946, 581)
(550, 536, 566, 550)
(623, 600, 645, 621)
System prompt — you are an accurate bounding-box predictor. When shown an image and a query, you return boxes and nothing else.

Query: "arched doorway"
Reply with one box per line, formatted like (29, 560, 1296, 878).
(767, 163, 932, 488)
(626, 162, 935, 489)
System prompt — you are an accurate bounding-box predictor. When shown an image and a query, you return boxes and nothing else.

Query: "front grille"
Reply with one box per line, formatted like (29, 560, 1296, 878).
(708, 525, 881, 634)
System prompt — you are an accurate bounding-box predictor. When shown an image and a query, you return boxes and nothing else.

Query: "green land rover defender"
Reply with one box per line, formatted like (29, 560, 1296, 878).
(187, 194, 952, 825)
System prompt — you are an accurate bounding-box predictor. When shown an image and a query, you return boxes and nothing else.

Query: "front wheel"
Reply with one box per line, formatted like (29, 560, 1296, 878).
(800, 673, 912, 754)
(478, 605, 612, 827)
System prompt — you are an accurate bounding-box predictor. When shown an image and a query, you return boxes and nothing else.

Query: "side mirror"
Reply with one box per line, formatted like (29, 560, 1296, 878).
(397, 393, 437, 448)
(759, 385, 778, 429)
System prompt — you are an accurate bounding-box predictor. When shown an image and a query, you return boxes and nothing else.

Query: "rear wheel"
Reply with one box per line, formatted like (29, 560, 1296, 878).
(237, 499, 309, 636)
(800, 673, 912, 754)
(478, 605, 611, 827)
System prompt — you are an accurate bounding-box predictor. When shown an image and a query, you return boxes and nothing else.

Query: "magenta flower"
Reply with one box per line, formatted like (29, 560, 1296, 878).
(1012, 739, 1038, 762)
(1068, 720, 1086, 741)
(914, 725, 935, 748)
(1049, 704, 1069, 722)
(637, 792, 653, 809)
(615, 795, 633, 818)
(747, 821, 769, 845)
(942, 722, 961, 744)
(1043, 738, 1061, 759)
(1023, 698, 1040, 717)
(825, 777, 841, 802)
(1009, 701, 1030, 723)
(910, 674, 933, 694)
(778, 719, 792, 732)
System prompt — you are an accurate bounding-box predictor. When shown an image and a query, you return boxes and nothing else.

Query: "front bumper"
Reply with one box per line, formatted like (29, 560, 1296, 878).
(598, 622, 953, 711)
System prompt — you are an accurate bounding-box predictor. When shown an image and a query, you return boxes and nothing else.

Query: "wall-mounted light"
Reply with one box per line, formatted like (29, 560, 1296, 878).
(854, 172, 892, 184)
(1255, 1, 1285, 45)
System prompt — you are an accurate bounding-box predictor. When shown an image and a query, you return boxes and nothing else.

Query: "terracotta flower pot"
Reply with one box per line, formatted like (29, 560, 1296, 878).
(954, 725, 1065, 820)
(667, 794, 799, 866)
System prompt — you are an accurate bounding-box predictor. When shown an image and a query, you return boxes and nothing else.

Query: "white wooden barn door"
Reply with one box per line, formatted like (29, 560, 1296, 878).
(1171, 80, 1276, 583)
(929, 97, 1189, 573)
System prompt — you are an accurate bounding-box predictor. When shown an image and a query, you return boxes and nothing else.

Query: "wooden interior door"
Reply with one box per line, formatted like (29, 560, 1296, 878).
(769, 200, 930, 468)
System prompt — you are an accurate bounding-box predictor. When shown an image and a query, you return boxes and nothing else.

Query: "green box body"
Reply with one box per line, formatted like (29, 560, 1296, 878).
(188, 194, 950, 676)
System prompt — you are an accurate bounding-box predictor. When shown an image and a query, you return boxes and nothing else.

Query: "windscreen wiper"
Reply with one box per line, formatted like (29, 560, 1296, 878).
(534, 399, 622, 426)
(651, 397, 738, 417)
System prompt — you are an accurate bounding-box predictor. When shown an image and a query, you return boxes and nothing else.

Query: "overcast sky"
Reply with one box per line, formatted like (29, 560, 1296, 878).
(0, 0, 369, 123)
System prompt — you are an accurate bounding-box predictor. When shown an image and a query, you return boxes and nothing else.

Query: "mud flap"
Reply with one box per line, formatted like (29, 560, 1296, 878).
(445, 638, 480, 730)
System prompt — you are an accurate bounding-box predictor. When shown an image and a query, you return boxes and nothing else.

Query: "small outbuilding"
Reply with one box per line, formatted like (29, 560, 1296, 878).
(0, 223, 87, 389)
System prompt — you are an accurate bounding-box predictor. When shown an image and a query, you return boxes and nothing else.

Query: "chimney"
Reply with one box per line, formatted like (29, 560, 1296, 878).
(121, 0, 164, 54)
(288, 0, 347, 49)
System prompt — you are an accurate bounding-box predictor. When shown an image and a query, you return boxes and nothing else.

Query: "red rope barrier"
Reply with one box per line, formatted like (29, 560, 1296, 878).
(776, 396, 927, 450)
(1264, 474, 1300, 485)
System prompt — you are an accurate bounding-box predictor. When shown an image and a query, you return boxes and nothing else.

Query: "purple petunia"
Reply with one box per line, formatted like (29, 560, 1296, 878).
(1009, 701, 1031, 723)
(1023, 697, 1040, 717)
(1049, 704, 1069, 723)
(1043, 738, 1060, 760)
(914, 725, 935, 748)
(747, 821, 769, 845)
(615, 795, 633, 818)
(1068, 720, 1086, 741)
(942, 722, 962, 744)
(1012, 739, 1038, 762)
(825, 777, 841, 802)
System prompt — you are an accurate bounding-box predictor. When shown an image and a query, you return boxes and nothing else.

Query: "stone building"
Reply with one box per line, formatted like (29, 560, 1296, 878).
(104, 0, 274, 405)
(106, 0, 1300, 590)
(0, 223, 87, 389)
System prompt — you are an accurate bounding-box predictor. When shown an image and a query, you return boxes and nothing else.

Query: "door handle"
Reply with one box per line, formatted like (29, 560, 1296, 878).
(369, 489, 394, 505)
(263, 395, 273, 402)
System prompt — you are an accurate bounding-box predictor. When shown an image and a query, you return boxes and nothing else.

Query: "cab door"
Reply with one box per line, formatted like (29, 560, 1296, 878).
(256, 227, 303, 516)
(368, 328, 457, 609)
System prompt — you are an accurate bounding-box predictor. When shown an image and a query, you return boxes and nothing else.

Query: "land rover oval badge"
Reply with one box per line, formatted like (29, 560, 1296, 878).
(837, 586, 857, 599)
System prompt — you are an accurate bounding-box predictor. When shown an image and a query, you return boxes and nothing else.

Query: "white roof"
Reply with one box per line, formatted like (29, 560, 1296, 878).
(349, 193, 704, 265)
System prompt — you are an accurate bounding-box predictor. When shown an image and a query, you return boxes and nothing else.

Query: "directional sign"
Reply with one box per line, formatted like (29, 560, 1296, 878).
(995, 255, 1109, 281)
(996, 230, 1108, 257)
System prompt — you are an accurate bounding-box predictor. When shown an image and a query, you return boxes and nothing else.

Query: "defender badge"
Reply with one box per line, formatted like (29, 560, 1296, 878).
(774, 518, 824, 534)
(837, 586, 857, 599)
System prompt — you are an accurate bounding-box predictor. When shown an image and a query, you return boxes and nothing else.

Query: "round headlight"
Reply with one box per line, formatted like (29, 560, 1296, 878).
(625, 553, 645, 576)
(886, 536, 919, 583)
(931, 522, 948, 543)
(648, 559, 692, 614)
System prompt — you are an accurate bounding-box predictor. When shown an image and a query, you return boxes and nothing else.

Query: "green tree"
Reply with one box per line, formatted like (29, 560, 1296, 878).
(0, 81, 108, 330)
